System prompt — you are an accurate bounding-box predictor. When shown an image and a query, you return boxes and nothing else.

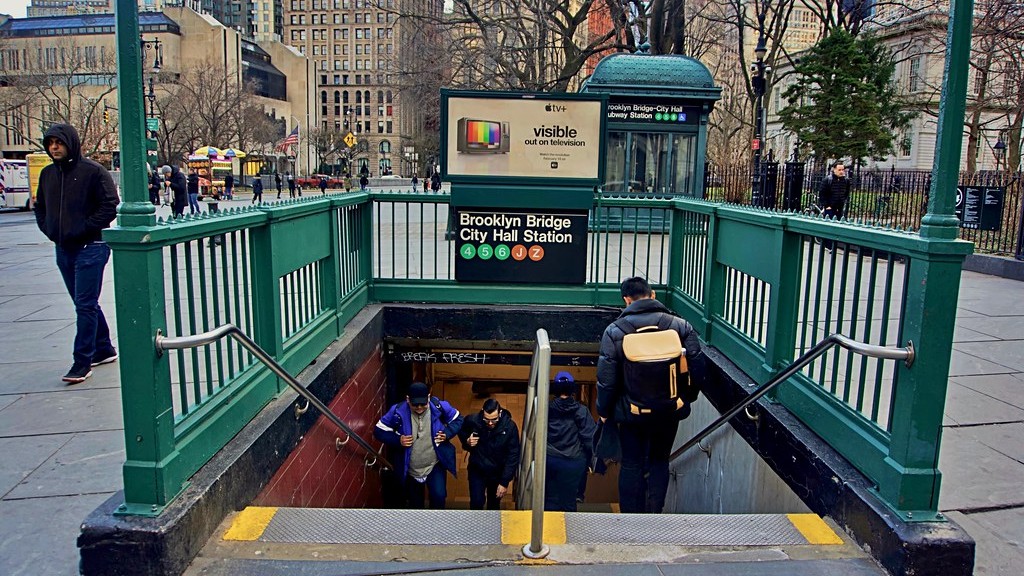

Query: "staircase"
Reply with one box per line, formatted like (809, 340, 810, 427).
(185, 507, 886, 575)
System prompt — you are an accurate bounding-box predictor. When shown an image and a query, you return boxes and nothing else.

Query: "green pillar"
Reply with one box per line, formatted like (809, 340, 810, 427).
(919, 0, 974, 239)
(877, 0, 976, 518)
(115, 2, 156, 227)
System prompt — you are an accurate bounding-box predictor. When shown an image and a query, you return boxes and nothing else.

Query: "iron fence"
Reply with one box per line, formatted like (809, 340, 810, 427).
(703, 163, 1024, 256)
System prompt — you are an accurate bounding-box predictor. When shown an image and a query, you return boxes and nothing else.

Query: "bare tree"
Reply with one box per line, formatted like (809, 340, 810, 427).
(307, 125, 348, 173)
(155, 61, 264, 165)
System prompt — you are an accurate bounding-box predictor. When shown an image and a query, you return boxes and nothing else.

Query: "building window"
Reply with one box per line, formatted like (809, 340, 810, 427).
(909, 56, 921, 93)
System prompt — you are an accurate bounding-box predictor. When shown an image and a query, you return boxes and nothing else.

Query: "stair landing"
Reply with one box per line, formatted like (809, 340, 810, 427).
(186, 507, 886, 575)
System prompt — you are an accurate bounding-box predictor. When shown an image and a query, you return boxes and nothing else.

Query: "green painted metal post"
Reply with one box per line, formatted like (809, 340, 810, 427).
(249, 218, 285, 392)
(359, 197, 374, 290)
(763, 227, 803, 391)
(878, 0, 976, 517)
(107, 239, 177, 514)
(700, 207, 725, 343)
(322, 204, 343, 333)
(114, 1, 156, 227)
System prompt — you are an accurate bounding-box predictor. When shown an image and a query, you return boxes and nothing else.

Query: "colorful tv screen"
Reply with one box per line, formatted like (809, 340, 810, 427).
(465, 120, 503, 149)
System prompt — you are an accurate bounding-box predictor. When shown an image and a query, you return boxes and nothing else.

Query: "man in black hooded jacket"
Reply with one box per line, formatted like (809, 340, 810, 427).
(596, 276, 707, 513)
(458, 398, 520, 510)
(35, 123, 120, 384)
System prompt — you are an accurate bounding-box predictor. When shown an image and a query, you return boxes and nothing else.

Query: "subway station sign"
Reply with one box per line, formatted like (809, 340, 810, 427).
(606, 96, 700, 126)
(455, 208, 589, 284)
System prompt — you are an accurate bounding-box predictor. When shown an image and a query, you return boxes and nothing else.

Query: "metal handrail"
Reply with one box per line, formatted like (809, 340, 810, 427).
(515, 329, 551, 559)
(155, 324, 391, 471)
(669, 333, 915, 463)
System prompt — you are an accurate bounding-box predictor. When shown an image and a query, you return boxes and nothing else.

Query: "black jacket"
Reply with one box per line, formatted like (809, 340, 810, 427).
(458, 409, 521, 486)
(818, 174, 850, 209)
(187, 172, 200, 195)
(596, 297, 707, 421)
(165, 166, 187, 205)
(35, 124, 119, 248)
(547, 396, 596, 465)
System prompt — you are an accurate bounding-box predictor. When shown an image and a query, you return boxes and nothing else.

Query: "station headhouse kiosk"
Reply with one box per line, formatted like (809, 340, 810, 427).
(580, 50, 721, 197)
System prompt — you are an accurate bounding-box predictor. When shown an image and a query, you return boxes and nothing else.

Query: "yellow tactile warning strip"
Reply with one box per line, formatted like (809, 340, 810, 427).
(787, 513, 844, 545)
(223, 506, 278, 541)
(229, 507, 845, 547)
(501, 510, 567, 545)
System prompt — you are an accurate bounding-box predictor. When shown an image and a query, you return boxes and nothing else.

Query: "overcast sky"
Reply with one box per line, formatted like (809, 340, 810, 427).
(0, 0, 28, 18)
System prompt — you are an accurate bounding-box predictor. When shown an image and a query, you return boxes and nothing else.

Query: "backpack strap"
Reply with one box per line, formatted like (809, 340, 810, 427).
(613, 318, 635, 336)
(430, 395, 451, 427)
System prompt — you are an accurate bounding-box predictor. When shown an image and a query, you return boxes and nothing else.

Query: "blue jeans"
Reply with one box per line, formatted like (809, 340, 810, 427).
(188, 193, 201, 213)
(405, 465, 448, 509)
(56, 242, 114, 368)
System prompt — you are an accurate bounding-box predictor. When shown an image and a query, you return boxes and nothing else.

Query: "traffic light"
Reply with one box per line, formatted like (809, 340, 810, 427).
(103, 108, 110, 124)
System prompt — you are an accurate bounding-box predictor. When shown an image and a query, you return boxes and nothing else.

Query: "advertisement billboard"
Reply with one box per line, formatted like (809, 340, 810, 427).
(442, 91, 605, 185)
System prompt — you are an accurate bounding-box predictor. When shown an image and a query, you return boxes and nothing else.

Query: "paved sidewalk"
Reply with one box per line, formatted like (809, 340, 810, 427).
(0, 204, 1022, 575)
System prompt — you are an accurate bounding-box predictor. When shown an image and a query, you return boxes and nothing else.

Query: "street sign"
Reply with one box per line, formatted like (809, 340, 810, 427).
(343, 132, 357, 148)
(454, 208, 588, 284)
(146, 118, 160, 132)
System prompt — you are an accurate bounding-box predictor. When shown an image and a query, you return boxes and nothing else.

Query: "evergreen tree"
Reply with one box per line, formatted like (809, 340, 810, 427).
(779, 29, 914, 164)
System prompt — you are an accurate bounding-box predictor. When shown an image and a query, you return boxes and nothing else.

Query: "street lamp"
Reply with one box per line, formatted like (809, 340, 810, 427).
(750, 10, 770, 207)
(993, 137, 1006, 172)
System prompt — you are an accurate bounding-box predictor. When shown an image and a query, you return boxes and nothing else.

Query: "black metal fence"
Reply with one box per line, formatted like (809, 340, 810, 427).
(703, 163, 1024, 258)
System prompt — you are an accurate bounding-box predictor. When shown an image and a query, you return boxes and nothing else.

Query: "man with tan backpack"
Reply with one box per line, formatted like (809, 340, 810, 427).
(596, 276, 708, 513)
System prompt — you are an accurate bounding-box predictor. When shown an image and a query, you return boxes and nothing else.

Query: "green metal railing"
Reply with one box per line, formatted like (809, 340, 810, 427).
(106, 190, 969, 520)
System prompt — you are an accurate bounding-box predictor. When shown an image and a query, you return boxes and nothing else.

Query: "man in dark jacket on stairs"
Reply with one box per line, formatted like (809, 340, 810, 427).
(35, 123, 120, 384)
(596, 277, 708, 513)
(459, 399, 520, 510)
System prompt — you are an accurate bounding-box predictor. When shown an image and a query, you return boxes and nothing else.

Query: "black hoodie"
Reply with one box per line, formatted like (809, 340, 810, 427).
(458, 409, 521, 486)
(34, 124, 119, 248)
(547, 396, 596, 465)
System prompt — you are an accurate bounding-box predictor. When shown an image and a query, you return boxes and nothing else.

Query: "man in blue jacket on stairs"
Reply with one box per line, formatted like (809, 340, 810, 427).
(375, 381, 464, 508)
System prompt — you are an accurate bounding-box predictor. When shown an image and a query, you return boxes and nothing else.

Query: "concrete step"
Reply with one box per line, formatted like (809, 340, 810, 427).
(186, 507, 886, 575)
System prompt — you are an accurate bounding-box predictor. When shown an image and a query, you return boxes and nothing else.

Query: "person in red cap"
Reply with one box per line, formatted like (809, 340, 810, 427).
(374, 381, 463, 508)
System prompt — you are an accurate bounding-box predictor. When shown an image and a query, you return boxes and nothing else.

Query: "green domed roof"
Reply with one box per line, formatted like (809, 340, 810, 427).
(582, 52, 720, 101)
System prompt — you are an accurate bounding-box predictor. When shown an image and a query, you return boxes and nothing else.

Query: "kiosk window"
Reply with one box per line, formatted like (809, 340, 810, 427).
(671, 134, 696, 196)
(604, 132, 628, 191)
(603, 131, 697, 195)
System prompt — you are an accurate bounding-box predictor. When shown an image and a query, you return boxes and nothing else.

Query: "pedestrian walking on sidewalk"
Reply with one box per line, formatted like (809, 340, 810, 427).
(161, 164, 187, 219)
(252, 176, 263, 204)
(286, 172, 296, 198)
(187, 170, 201, 214)
(34, 123, 120, 384)
(275, 172, 283, 199)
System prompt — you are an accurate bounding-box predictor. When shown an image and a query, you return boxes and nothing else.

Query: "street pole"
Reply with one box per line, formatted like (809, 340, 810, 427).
(750, 13, 768, 207)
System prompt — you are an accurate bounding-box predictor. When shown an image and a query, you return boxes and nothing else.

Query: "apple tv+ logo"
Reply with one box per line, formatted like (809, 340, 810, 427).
(545, 103, 567, 112)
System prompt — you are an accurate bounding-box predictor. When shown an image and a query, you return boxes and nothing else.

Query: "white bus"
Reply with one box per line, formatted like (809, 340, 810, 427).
(1, 159, 30, 210)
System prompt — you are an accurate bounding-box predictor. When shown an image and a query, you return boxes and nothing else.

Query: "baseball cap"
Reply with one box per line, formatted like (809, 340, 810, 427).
(408, 382, 429, 405)
(554, 371, 574, 383)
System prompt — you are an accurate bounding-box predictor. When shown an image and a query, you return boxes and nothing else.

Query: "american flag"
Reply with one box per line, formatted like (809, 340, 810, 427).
(276, 126, 299, 151)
